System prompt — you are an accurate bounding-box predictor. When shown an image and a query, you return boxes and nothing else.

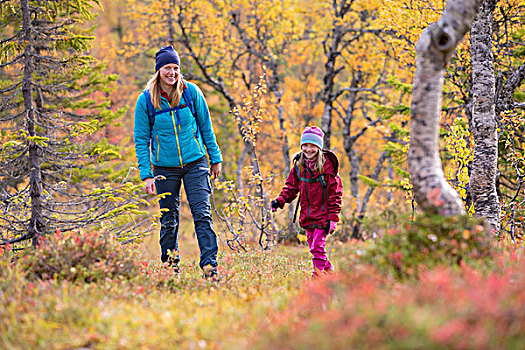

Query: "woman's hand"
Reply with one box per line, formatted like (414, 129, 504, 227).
(211, 163, 222, 179)
(144, 178, 156, 195)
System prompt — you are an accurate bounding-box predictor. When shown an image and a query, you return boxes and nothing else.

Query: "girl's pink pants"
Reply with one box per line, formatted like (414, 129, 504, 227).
(305, 228, 334, 276)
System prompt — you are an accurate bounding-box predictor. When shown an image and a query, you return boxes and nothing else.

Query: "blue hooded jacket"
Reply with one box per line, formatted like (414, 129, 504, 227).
(134, 81, 222, 181)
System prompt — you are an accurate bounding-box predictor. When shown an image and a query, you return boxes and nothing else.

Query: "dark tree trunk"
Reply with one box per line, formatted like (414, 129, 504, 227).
(21, 0, 45, 243)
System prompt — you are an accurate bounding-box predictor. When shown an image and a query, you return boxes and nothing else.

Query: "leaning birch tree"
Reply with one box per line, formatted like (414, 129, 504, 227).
(408, 0, 482, 216)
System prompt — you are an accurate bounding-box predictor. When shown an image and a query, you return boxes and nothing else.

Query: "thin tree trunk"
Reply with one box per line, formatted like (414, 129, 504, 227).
(321, 104, 333, 149)
(387, 158, 394, 202)
(167, 0, 176, 45)
(359, 151, 388, 219)
(275, 102, 294, 236)
(343, 72, 362, 210)
(265, 69, 293, 236)
(409, 0, 482, 216)
(352, 151, 388, 239)
(21, 0, 44, 243)
(237, 145, 248, 190)
(496, 64, 525, 113)
(320, 24, 344, 150)
(350, 149, 360, 209)
(276, 103, 290, 174)
(469, 0, 500, 235)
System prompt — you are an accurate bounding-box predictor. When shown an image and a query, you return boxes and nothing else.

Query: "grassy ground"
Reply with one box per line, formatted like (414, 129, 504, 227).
(1, 232, 357, 349)
(2, 227, 524, 349)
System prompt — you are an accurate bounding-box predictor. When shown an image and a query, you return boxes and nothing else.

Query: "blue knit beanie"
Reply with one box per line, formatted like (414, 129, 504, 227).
(155, 46, 180, 72)
(300, 126, 324, 150)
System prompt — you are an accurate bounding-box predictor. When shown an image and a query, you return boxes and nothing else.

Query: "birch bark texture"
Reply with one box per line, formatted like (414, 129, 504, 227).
(469, 0, 500, 234)
(409, 0, 483, 216)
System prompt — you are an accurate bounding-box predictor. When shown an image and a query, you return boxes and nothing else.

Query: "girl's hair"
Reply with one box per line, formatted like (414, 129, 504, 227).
(145, 71, 185, 109)
(294, 149, 325, 173)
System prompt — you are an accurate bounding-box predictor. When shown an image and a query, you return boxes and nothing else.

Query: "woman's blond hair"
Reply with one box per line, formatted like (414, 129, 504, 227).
(294, 149, 325, 173)
(145, 71, 185, 109)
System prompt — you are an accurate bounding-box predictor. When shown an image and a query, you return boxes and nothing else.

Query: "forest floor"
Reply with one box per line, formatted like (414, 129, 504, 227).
(2, 228, 524, 349)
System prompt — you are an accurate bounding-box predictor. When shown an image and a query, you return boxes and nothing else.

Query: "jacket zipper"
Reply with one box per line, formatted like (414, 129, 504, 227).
(305, 173, 311, 221)
(156, 135, 160, 161)
(171, 110, 184, 167)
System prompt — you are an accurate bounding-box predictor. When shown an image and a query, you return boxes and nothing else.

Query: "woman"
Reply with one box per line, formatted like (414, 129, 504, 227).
(134, 46, 222, 280)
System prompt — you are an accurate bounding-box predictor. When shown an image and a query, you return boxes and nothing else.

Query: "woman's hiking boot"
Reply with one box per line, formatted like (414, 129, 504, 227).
(202, 264, 219, 282)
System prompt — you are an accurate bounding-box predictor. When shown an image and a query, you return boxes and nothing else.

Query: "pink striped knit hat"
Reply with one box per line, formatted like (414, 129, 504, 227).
(300, 126, 324, 150)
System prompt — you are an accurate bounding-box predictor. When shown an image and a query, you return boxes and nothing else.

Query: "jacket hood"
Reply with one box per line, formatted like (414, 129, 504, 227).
(323, 150, 339, 175)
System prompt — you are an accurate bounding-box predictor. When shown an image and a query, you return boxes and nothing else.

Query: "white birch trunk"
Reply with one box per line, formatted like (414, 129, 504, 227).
(409, 0, 483, 216)
(470, 0, 500, 234)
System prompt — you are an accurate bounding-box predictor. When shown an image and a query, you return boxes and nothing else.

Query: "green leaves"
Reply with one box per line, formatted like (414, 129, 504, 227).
(358, 174, 381, 188)
(363, 213, 492, 280)
(0, 0, 152, 244)
(26, 135, 50, 147)
(372, 102, 411, 120)
(387, 74, 413, 94)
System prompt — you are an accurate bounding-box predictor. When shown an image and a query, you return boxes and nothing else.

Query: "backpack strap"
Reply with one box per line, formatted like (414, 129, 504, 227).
(295, 165, 327, 187)
(182, 82, 200, 135)
(142, 89, 155, 150)
(142, 89, 155, 129)
(143, 83, 202, 147)
(143, 82, 199, 130)
(295, 165, 328, 213)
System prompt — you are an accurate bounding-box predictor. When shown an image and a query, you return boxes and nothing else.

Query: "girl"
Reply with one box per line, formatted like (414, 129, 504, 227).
(271, 126, 343, 276)
(134, 46, 222, 280)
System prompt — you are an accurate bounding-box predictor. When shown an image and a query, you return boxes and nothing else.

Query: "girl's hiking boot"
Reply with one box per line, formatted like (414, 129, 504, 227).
(163, 261, 180, 275)
(202, 264, 220, 282)
(312, 266, 335, 278)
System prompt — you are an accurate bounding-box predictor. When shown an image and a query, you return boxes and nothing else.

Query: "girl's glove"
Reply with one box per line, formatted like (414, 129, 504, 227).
(270, 199, 280, 212)
(329, 220, 337, 234)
